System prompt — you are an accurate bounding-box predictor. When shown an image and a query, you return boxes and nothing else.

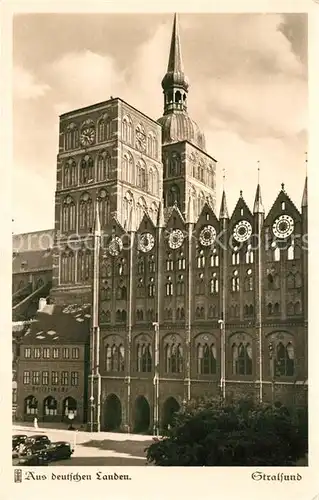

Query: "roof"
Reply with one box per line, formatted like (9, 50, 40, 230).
(164, 204, 185, 224)
(12, 229, 55, 252)
(21, 304, 91, 345)
(12, 249, 53, 274)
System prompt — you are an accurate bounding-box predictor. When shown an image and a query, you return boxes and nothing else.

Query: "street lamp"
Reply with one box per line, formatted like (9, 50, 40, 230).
(152, 322, 159, 436)
(89, 395, 94, 433)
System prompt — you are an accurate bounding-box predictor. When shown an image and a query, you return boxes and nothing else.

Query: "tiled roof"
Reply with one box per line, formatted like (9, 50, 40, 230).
(12, 229, 55, 252)
(12, 249, 53, 274)
(21, 303, 91, 345)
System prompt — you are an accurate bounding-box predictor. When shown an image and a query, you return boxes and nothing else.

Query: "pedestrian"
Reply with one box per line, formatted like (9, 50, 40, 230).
(34, 416, 38, 429)
(18, 442, 24, 455)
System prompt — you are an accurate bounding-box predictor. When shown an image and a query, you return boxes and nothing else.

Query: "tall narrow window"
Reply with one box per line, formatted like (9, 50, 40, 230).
(62, 196, 76, 232)
(98, 190, 110, 226)
(79, 193, 93, 230)
(61, 250, 75, 283)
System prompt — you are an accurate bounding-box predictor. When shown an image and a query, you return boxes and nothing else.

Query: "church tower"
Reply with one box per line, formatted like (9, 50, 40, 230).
(158, 14, 217, 218)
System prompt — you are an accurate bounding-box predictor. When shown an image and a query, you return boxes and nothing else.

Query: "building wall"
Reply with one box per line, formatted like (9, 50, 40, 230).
(16, 343, 88, 423)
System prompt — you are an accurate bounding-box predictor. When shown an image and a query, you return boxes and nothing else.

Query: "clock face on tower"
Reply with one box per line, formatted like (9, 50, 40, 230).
(272, 215, 294, 239)
(138, 232, 155, 253)
(108, 236, 123, 257)
(168, 229, 184, 249)
(135, 131, 146, 152)
(80, 127, 95, 146)
(233, 220, 252, 242)
(199, 225, 217, 246)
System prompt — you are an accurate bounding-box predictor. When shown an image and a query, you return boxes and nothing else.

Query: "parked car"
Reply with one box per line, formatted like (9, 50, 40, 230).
(17, 450, 51, 466)
(45, 441, 74, 461)
(20, 435, 51, 456)
(12, 434, 28, 452)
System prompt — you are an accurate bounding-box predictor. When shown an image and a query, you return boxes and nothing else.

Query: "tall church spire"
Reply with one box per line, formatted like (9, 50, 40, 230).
(161, 13, 189, 115)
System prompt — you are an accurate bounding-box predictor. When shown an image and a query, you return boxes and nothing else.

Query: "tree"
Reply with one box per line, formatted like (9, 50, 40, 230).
(145, 397, 308, 466)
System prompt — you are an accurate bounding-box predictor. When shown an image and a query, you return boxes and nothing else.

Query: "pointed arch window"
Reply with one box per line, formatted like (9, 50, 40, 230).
(273, 247, 280, 262)
(167, 184, 180, 207)
(209, 305, 217, 318)
(197, 342, 217, 374)
(65, 124, 79, 151)
(148, 281, 155, 297)
(104, 341, 125, 372)
(98, 115, 112, 142)
(232, 342, 252, 375)
(176, 275, 185, 296)
(164, 339, 183, 374)
(165, 280, 173, 296)
(98, 190, 110, 226)
(123, 191, 134, 228)
(210, 251, 219, 267)
(148, 255, 155, 273)
(80, 156, 93, 184)
(231, 276, 240, 292)
(61, 250, 75, 283)
(136, 339, 152, 372)
(169, 152, 181, 177)
(79, 193, 93, 230)
(245, 246, 254, 264)
(77, 249, 92, 282)
(197, 251, 205, 268)
(44, 396, 58, 416)
(275, 341, 294, 376)
(62, 196, 76, 232)
(97, 151, 111, 181)
(137, 257, 144, 274)
(177, 254, 186, 270)
(122, 153, 133, 183)
(232, 251, 240, 265)
(210, 275, 219, 294)
(137, 161, 146, 189)
(287, 241, 295, 260)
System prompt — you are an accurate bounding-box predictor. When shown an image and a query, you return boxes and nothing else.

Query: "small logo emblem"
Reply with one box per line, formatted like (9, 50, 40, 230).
(14, 469, 23, 483)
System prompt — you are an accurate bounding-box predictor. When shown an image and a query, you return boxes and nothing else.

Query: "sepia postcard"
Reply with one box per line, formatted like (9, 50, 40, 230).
(1, 1, 318, 499)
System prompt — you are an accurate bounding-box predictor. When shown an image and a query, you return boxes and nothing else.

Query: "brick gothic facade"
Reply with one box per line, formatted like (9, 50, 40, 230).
(14, 15, 307, 432)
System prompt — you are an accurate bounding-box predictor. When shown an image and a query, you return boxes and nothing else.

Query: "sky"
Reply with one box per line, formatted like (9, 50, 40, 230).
(12, 12, 308, 234)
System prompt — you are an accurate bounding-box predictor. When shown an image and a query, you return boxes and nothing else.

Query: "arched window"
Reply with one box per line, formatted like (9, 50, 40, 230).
(275, 341, 294, 376)
(197, 341, 217, 374)
(137, 161, 146, 189)
(169, 153, 181, 177)
(136, 197, 147, 226)
(210, 276, 218, 294)
(231, 277, 240, 292)
(208, 305, 217, 318)
(104, 340, 125, 372)
(101, 287, 111, 301)
(77, 249, 92, 282)
(60, 250, 75, 283)
(294, 301, 301, 314)
(97, 151, 111, 181)
(136, 337, 152, 372)
(274, 247, 280, 262)
(167, 185, 180, 207)
(267, 303, 273, 315)
(148, 168, 155, 194)
(176, 276, 185, 296)
(123, 191, 134, 228)
(197, 251, 205, 268)
(122, 153, 133, 183)
(24, 395, 38, 415)
(207, 164, 214, 188)
(98, 115, 112, 142)
(164, 337, 183, 373)
(197, 191, 205, 216)
(274, 302, 280, 315)
(196, 275, 205, 295)
(245, 247, 254, 264)
(63, 397, 77, 417)
(232, 342, 252, 375)
(63, 163, 70, 188)
(165, 281, 173, 296)
(80, 156, 93, 184)
(232, 252, 240, 265)
(62, 196, 76, 232)
(98, 190, 110, 226)
(287, 243, 294, 260)
(79, 193, 93, 230)
(65, 124, 79, 150)
(177, 254, 186, 270)
(44, 396, 58, 416)
(210, 251, 219, 267)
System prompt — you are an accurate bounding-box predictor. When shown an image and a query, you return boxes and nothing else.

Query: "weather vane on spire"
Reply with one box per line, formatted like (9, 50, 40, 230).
(257, 160, 260, 184)
(222, 167, 226, 189)
(305, 151, 308, 175)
